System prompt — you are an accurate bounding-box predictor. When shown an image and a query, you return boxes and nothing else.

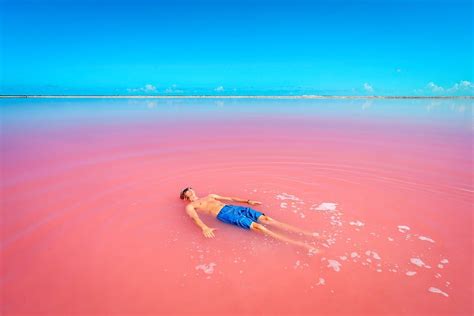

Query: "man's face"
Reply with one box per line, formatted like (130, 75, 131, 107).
(185, 189, 195, 200)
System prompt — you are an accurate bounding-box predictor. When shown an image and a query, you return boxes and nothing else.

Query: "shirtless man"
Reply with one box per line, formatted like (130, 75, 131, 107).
(180, 187, 321, 255)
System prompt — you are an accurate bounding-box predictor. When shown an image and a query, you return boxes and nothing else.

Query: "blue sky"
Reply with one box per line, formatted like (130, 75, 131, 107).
(1, 0, 472, 96)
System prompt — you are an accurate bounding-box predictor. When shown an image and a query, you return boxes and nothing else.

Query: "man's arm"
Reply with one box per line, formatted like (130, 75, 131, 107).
(210, 194, 261, 205)
(186, 204, 208, 229)
(185, 204, 216, 238)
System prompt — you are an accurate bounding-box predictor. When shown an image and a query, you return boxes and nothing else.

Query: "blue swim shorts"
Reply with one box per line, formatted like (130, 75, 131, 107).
(216, 205, 265, 230)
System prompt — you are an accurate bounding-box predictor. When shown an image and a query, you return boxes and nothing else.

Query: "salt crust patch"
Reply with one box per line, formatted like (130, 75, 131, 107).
(398, 225, 410, 233)
(410, 258, 431, 269)
(428, 287, 449, 297)
(195, 263, 216, 274)
(349, 220, 365, 227)
(327, 259, 342, 272)
(365, 250, 381, 260)
(418, 236, 435, 243)
(312, 202, 338, 211)
(276, 193, 302, 202)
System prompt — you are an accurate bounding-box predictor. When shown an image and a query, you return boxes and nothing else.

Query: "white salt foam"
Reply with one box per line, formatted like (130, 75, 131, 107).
(418, 236, 435, 243)
(312, 202, 338, 211)
(410, 258, 431, 269)
(428, 287, 449, 297)
(276, 193, 302, 202)
(398, 225, 410, 233)
(365, 250, 381, 260)
(195, 262, 217, 274)
(327, 259, 342, 272)
(440, 259, 449, 264)
(316, 277, 325, 286)
(406, 271, 417, 276)
(349, 220, 365, 227)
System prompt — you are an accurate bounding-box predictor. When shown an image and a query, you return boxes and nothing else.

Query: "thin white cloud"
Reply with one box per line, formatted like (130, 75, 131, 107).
(164, 84, 183, 94)
(127, 84, 157, 93)
(363, 83, 374, 93)
(427, 82, 444, 93)
(214, 86, 224, 92)
(447, 80, 474, 92)
(144, 84, 156, 92)
(426, 80, 473, 94)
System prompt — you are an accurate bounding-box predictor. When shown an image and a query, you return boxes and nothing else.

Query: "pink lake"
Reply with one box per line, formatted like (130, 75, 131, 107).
(1, 98, 472, 315)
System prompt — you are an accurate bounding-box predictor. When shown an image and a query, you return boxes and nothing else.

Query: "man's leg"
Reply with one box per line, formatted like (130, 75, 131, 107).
(257, 215, 321, 238)
(250, 222, 320, 254)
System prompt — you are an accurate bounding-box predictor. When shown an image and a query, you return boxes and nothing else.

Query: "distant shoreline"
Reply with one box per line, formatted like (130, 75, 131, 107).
(0, 95, 472, 99)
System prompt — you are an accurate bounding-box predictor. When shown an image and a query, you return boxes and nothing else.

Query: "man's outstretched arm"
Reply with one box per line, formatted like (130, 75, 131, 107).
(210, 194, 261, 205)
(185, 204, 217, 238)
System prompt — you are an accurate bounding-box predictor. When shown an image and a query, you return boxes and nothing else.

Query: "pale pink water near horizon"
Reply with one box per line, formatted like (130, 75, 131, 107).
(1, 98, 472, 315)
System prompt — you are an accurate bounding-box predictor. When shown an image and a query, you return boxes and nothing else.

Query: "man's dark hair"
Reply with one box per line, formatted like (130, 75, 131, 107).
(180, 187, 192, 200)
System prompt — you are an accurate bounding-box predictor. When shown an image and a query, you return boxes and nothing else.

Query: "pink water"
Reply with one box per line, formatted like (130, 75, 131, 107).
(1, 98, 472, 315)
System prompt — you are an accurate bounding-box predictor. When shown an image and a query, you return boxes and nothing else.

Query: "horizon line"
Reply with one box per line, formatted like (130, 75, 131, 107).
(0, 95, 472, 99)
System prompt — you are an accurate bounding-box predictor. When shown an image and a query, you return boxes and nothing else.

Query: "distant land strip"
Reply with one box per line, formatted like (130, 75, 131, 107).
(0, 95, 472, 99)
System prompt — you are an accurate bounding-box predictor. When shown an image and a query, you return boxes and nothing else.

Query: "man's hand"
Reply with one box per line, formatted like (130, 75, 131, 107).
(248, 200, 262, 206)
(202, 227, 217, 238)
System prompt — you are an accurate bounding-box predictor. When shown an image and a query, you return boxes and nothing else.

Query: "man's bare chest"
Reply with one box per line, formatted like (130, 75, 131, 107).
(193, 198, 222, 214)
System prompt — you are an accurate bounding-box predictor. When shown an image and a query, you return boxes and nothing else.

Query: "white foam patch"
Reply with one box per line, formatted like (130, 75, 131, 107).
(351, 252, 360, 258)
(428, 287, 449, 297)
(327, 259, 342, 272)
(312, 202, 338, 211)
(418, 236, 435, 243)
(316, 277, 325, 286)
(437, 264, 444, 269)
(276, 193, 302, 202)
(365, 250, 381, 260)
(398, 225, 410, 233)
(326, 237, 337, 246)
(410, 258, 431, 269)
(339, 256, 348, 261)
(440, 259, 449, 264)
(195, 262, 217, 274)
(280, 202, 288, 208)
(406, 271, 417, 276)
(349, 220, 365, 227)
(388, 237, 394, 241)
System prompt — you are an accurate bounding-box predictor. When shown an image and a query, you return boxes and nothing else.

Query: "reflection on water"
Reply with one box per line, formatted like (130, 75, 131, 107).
(0, 98, 472, 315)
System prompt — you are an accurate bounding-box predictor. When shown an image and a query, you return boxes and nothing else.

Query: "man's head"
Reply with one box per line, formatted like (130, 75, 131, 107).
(179, 187, 195, 201)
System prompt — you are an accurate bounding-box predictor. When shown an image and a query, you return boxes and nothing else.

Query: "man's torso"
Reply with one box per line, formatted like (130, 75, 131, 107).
(189, 195, 227, 217)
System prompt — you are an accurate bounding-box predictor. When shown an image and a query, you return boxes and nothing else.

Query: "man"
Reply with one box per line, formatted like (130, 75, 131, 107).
(180, 187, 321, 255)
